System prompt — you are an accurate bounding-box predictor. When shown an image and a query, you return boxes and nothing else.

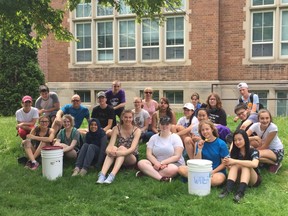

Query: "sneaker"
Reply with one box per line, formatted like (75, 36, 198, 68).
(72, 168, 80, 177)
(30, 162, 39, 170)
(96, 172, 106, 184)
(103, 173, 115, 184)
(24, 161, 32, 169)
(135, 171, 144, 177)
(219, 189, 229, 198)
(269, 163, 282, 174)
(233, 192, 244, 203)
(160, 177, 172, 183)
(79, 169, 87, 177)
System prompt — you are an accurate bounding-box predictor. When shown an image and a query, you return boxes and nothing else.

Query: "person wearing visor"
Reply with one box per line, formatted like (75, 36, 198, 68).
(136, 116, 184, 182)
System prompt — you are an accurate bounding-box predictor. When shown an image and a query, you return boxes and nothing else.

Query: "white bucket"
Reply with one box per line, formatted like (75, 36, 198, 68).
(187, 159, 212, 196)
(41, 146, 63, 180)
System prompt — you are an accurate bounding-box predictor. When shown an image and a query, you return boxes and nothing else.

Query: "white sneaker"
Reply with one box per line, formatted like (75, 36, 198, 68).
(103, 173, 115, 184)
(96, 172, 106, 184)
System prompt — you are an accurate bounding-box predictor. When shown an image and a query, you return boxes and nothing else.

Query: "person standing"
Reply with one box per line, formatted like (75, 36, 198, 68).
(16, 95, 39, 140)
(35, 84, 60, 124)
(52, 94, 89, 134)
(105, 80, 126, 118)
(91, 91, 116, 136)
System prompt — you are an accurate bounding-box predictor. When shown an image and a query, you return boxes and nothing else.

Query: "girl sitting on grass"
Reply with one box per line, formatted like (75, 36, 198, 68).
(136, 116, 184, 182)
(246, 109, 284, 174)
(178, 120, 229, 186)
(96, 110, 141, 184)
(54, 114, 81, 160)
(22, 116, 54, 170)
(72, 118, 107, 176)
(219, 129, 261, 203)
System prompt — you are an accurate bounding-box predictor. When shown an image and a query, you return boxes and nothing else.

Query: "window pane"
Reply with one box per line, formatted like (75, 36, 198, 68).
(119, 49, 135, 61)
(281, 43, 288, 55)
(282, 11, 288, 40)
(76, 23, 91, 62)
(252, 44, 273, 56)
(166, 47, 184, 59)
(77, 51, 91, 62)
(253, 28, 262, 41)
(97, 0, 113, 16)
(76, 1, 91, 18)
(142, 48, 159, 60)
(119, 0, 132, 14)
(282, 0, 288, 3)
(97, 22, 113, 61)
(164, 91, 183, 104)
(263, 27, 273, 41)
(252, 0, 274, 6)
(277, 91, 288, 116)
(74, 90, 91, 102)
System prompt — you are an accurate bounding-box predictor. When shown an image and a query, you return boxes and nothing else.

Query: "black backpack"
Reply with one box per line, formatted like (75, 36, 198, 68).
(238, 93, 264, 111)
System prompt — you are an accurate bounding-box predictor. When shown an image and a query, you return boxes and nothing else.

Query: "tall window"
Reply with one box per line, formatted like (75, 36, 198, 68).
(250, 0, 288, 59)
(75, 23, 92, 62)
(97, 22, 113, 61)
(142, 19, 160, 60)
(252, 12, 274, 57)
(74, 90, 91, 102)
(119, 20, 136, 61)
(166, 17, 184, 59)
(276, 91, 288, 116)
(281, 10, 288, 56)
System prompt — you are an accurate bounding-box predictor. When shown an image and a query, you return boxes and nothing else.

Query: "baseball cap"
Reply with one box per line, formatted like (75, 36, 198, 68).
(183, 103, 195, 110)
(237, 82, 248, 89)
(22, 95, 32, 103)
(97, 91, 106, 98)
(39, 85, 49, 92)
(159, 116, 171, 125)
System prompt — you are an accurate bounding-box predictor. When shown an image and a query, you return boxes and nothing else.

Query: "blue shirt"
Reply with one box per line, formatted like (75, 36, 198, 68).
(202, 137, 229, 174)
(61, 104, 89, 128)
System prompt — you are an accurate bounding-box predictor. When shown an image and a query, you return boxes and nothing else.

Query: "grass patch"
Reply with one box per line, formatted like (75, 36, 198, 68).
(0, 116, 287, 215)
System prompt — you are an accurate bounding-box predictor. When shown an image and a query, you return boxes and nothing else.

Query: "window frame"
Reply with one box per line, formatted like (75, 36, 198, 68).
(75, 22, 92, 63)
(164, 90, 184, 104)
(74, 90, 91, 103)
(280, 9, 288, 57)
(96, 20, 114, 62)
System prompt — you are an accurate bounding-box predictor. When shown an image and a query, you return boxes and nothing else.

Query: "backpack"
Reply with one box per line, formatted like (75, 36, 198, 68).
(238, 93, 264, 111)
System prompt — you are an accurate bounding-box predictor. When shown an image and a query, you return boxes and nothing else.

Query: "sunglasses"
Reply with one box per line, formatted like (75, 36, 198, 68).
(72, 100, 80, 102)
(145, 92, 152, 94)
(113, 85, 120, 87)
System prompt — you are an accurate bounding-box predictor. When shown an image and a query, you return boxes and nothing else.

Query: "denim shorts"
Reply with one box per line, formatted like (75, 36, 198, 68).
(271, 148, 284, 164)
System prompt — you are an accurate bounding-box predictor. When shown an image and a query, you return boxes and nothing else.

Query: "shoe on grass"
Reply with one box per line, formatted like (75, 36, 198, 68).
(96, 172, 106, 184)
(233, 192, 244, 203)
(160, 177, 172, 183)
(30, 161, 39, 171)
(269, 163, 282, 174)
(79, 169, 87, 176)
(72, 168, 80, 177)
(219, 189, 229, 198)
(103, 173, 115, 184)
(135, 171, 145, 177)
(24, 161, 32, 169)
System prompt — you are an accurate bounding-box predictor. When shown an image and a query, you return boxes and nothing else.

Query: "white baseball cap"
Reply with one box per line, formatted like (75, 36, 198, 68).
(237, 82, 248, 89)
(183, 103, 195, 110)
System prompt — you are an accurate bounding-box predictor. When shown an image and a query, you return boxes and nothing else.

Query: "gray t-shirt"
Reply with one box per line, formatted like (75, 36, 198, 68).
(132, 109, 150, 131)
(35, 92, 59, 116)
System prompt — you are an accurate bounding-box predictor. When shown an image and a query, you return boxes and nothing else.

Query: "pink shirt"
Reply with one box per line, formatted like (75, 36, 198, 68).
(142, 99, 158, 124)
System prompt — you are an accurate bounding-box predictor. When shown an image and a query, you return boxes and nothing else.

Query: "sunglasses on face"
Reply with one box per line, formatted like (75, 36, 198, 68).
(145, 92, 152, 94)
(72, 100, 80, 102)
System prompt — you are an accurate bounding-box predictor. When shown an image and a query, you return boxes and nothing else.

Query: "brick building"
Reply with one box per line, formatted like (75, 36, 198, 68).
(38, 0, 288, 115)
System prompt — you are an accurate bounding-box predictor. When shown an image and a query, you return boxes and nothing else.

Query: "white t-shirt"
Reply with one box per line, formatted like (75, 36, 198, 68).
(249, 122, 283, 150)
(177, 116, 197, 128)
(132, 109, 150, 131)
(147, 133, 185, 165)
(16, 107, 39, 124)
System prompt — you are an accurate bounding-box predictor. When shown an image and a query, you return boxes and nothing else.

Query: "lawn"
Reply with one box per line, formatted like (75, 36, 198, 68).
(0, 116, 287, 216)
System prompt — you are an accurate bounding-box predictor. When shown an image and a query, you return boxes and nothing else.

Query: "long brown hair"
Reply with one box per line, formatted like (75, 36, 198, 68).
(206, 93, 222, 109)
(198, 120, 219, 140)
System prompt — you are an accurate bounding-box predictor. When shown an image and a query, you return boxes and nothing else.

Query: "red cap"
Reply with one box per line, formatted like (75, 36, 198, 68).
(22, 95, 32, 103)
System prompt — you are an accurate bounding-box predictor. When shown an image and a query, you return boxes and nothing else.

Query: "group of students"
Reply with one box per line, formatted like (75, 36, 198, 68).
(16, 81, 284, 203)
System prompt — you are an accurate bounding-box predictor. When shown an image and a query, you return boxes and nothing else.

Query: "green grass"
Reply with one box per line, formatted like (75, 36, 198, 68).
(0, 116, 287, 216)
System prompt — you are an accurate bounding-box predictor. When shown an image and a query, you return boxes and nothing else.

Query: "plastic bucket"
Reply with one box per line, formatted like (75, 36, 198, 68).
(187, 159, 212, 196)
(41, 146, 63, 180)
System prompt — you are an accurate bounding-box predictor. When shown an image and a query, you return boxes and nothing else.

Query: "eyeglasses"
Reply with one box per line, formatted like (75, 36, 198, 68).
(209, 98, 216, 101)
(40, 121, 49, 123)
(72, 100, 80, 102)
(145, 92, 152, 94)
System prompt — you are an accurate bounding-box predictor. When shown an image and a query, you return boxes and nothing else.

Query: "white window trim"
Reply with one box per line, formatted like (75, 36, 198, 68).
(250, 10, 275, 59)
(74, 2, 92, 19)
(118, 19, 137, 63)
(96, 21, 114, 63)
(280, 9, 288, 58)
(165, 16, 185, 61)
(75, 22, 93, 64)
